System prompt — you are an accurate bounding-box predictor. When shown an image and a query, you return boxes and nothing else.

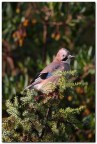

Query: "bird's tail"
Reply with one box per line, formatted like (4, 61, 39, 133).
(24, 84, 33, 91)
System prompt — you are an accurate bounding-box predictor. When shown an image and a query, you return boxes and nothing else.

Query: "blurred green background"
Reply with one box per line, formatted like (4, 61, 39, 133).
(2, 2, 95, 142)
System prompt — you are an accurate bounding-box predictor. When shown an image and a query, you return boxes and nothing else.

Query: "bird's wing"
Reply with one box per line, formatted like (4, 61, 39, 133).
(30, 62, 63, 83)
(40, 61, 64, 73)
(41, 61, 70, 73)
(28, 62, 70, 88)
(30, 72, 53, 86)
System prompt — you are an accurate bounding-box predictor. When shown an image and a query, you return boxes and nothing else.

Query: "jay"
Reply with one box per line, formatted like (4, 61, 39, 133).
(24, 48, 74, 93)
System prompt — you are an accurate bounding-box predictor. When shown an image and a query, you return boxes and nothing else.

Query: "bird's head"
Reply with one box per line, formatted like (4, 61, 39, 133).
(54, 48, 75, 64)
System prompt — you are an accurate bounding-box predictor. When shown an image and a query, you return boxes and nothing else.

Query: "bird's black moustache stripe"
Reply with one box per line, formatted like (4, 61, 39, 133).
(62, 56, 68, 61)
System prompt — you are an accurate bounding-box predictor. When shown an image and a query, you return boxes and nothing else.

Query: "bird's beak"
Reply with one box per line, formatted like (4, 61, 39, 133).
(68, 55, 75, 59)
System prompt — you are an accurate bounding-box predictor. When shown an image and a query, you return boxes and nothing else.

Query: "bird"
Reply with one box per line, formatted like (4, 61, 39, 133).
(24, 48, 75, 93)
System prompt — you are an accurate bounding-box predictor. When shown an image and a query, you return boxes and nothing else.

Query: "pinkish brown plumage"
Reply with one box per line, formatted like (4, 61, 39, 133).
(24, 48, 74, 93)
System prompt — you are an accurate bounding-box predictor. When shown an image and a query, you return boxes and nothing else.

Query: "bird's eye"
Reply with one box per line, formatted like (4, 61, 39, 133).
(62, 56, 68, 61)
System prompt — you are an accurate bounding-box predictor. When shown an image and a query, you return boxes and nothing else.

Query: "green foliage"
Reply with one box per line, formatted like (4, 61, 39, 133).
(2, 2, 95, 142)
(2, 70, 87, 142)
